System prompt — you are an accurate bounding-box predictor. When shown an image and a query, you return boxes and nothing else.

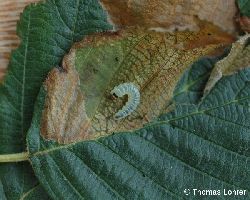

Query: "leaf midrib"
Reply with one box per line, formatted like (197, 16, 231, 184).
(20, 10, 31, 140)
(53, 148, 124, 200)
(19, 184, 39, 200)
(33, 114, 249, 197)
(30, 95, 250, 158)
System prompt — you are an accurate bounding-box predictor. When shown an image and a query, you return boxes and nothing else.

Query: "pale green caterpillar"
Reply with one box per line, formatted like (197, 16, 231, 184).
(111, 83, 140, 120)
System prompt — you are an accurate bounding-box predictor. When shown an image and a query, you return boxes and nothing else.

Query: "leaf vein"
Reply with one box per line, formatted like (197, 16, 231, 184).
(96, 141, 182, 199)
(137, 133, 249, 191)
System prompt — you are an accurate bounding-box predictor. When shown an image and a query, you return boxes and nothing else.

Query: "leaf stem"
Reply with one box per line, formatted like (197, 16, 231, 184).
(0, 152, 29, 163)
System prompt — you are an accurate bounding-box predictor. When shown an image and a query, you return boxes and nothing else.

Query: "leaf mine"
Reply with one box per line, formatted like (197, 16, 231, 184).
(41, 27, 234, 144)
(41, 54, 95, 144)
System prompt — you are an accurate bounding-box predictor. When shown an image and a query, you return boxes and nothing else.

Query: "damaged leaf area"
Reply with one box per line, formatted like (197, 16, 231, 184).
(205, 34, 250, 93)
(41, 27, 233, 144)
(28, 63, 250, 200)
(41, 65, 94, 144)
(238, 16, 250, 33)
(100, 0, 237, 33)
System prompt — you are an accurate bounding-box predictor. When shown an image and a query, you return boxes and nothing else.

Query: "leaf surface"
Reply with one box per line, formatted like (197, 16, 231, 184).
(204, 35, 250, 93)
(0, 0, 111, 199)
(238, 0, 250, 16)
(40, 27, 233, 144)
(101, 0, 237, 33)
(239, 16, 250, 33)
(19, 185, 50, 200)
(27, 56, 250, 199)
(0, 0, 111, 153)
(172, 51, 228, 105)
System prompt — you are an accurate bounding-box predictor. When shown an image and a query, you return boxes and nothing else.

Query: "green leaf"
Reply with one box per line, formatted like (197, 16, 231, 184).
(0, 0, 111, 153)
(0, 179, 7, 200)
(172, 51, 229, 105)
(0, 159, 49, 199)
(19, 185, 50, 200)
(27, 63, 250, 199)
(0, 163, 41, 200)
(0, 0, 111, 199)
(238, 0, 250, 16)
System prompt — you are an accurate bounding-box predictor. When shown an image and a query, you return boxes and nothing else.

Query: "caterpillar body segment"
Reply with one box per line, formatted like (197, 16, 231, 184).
(111, 83, 140, 120)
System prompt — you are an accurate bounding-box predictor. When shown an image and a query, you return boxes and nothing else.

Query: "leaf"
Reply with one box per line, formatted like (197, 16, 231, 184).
(27, 63, 250, 199)
(0, 179, 7, 200)
(238, 16, 250, 33)
(101, 0, 237, 33)
(0, 163, 43, 200)
(19, 185, 50, 200)
(238, 0, 250, 16)
(0, 0, 111, 199)
(0, 178, 50, 200)
(0, 0, 40, 80)
(39, 27, 233, 144)
(0, 0, 111, 153)
(172, 50, 229, 105)
(204, 34, 250, 94)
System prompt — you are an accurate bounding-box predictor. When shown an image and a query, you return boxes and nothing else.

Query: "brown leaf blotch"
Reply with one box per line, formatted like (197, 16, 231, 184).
(41, 52, 94, 144)
(41, 28, 234, 144)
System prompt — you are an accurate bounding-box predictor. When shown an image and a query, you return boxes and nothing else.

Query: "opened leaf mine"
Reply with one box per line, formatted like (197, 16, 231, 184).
(40, 26, 233, 144)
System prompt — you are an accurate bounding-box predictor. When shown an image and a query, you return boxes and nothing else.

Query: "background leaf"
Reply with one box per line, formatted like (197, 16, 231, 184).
(238, 0, 250, 17)
(101, 0, 237, 33)
(27, 57, 250, 199)
(0, 179, 6, 200)
(0, 0, 111, 154)
(204, 35, 250, 94)
(0, 163, 44, 200)
(0, 0, 40, 80)
(172, 51, 228, 105)
(19, 185, 50, 200)
(0, 0, 111, 199)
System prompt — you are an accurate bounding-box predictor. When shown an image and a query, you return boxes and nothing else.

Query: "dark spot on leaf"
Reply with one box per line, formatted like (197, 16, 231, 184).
(113, 93, 118, 98)
(56, 66, 66, 73)
(93, 68, 99, 73)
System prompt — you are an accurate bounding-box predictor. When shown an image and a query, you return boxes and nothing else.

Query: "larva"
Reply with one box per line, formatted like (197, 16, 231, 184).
(111, 83, 140, 120)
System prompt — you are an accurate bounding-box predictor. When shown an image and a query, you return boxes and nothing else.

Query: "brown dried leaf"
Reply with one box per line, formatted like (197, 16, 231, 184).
(205, 34, 250, 93)
(41, 27, 233, 144)
(239, 16, 250, 33)
(41, 59, 95, 144)
(100, 0, 237, 33)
